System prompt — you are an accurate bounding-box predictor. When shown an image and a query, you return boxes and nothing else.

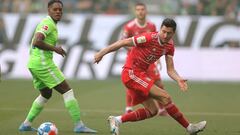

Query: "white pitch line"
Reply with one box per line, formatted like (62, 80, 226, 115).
(1, 108, 240, 116)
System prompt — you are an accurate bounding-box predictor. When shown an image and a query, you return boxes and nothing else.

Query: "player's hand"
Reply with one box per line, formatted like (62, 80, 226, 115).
(94, 52, 103, 64)
(54, 46, 66, 57)
(177, 79, 188, 92)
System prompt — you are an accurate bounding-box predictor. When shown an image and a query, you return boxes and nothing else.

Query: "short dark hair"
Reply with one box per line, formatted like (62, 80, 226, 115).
(161, 18, 177, 32)
(48, 0, 63, 8)
(135, 2, 146, 8)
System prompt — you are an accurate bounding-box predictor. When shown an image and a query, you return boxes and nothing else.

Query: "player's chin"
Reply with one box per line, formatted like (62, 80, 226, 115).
(54, 15, 62, 21)
(139, 15, 145, 19)
(162, 39, 170, 44)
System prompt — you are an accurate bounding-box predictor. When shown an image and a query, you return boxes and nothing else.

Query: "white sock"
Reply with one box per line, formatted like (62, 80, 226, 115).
(62, 89, 75, 102)
(23, 120, 32, 126)
(34, 95, 48, 105)
(125, 107, 133, 111)
(23, 95, 48, 126)
(75, 120, 84, 127)
(115, 116, 122, 123)
(187, 123, 192, 130)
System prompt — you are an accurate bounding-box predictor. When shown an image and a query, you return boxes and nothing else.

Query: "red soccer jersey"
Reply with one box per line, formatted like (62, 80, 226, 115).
(122, 19, 156, 39)
(124, 32, 175, 71)
(121, 18, 158, 70)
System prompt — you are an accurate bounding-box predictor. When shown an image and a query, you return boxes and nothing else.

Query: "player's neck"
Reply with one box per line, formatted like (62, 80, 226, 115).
(48, 16, 58, 24)
(135, 18, 146, 27)
(160, 39, 164, 44)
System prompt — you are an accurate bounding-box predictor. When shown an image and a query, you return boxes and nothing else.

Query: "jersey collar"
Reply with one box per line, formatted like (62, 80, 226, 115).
(47, 15, 57, 25)
(134, 18, 147, 28)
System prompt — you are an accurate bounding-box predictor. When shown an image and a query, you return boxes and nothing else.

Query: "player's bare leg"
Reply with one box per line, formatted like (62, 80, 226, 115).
(154, 100, 167, 116)
(125, 92, 133, 113)
(154, 80, 168, 116)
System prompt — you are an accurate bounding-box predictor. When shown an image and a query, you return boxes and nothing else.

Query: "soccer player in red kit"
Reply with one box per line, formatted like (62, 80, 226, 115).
(94, 18, 206, 135)
(122, 3, 166, 115)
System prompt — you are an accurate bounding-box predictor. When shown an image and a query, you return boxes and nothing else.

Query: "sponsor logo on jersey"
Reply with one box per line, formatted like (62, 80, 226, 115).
(136, 36, 146, 43)
(42, 25, 49, 31)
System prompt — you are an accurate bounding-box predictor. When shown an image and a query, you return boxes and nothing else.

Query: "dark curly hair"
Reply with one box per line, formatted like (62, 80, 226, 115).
(48, 0, 63, 8)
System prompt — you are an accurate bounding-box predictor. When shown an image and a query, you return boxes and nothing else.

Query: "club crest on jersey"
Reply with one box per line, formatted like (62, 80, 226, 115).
(136, 36, 146, 43)
(42, 25, 49, 31)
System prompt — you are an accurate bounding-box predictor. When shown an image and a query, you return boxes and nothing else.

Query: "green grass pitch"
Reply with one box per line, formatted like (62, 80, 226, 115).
(0, 79, 240, 135)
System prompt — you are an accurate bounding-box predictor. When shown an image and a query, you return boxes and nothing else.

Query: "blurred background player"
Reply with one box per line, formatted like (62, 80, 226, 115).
(122, 2, 167, 116)
(94, 18, 206, 135)
(18, 0, 96, 133)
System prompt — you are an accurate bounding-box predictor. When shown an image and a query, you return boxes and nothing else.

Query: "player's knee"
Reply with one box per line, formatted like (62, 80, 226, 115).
(147, 107, 158, 116)
(151, 109, 159, 116)
(43, 93, 52, 99)
(161, 96, 171, 105)
(41, 92, 52, 99)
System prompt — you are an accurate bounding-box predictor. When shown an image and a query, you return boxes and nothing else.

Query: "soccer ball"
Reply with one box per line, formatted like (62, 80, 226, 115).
(37, 122, 58, 135)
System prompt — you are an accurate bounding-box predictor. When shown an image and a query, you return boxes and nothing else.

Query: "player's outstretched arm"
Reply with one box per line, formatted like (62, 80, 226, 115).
(94, 38, 133, 64)
(33, 32, 66, 57)
(165, 55, 188, 91)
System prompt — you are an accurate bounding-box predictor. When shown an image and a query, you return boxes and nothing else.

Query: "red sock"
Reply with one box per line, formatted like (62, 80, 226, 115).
(165, 102, 189, 128)
(121, 108, 154, 123)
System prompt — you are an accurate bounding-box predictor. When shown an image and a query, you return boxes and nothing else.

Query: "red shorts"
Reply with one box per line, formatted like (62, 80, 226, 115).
(147, 63, 161, 80)
(121, 68, 155, 106)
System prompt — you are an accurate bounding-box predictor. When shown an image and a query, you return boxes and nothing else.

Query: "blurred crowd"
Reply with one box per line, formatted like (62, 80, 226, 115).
(0, 0, 239, 19)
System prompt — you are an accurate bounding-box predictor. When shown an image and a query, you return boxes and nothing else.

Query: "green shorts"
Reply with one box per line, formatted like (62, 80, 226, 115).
(29, 65, 65, 90)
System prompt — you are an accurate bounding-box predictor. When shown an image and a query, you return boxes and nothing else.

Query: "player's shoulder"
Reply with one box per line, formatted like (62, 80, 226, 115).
(125, 19, 136, 28)
(148, 32, 158, 38)
(146, 20, 156, 31)
(134, 32, 157, 44)
(41, 16, 51, 23)
(138, 32, 158, 42)
(40, 16, 55, 27)
(36, 17, 55, 33)
(146, 20, 156, 26)
(139, 31, 157, 37)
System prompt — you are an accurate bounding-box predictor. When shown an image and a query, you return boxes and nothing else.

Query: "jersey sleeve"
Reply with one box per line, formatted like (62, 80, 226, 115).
(132, 33, 151, 47)
(152, 24, 157, 32)
(121, 24, 130, 39)
(36, 20, 53, 37)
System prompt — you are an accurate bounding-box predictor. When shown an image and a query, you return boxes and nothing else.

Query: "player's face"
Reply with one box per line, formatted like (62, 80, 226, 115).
(135, 5, 147, 20)
(159, 26, 175, 44)
(48, 3, 63, 22)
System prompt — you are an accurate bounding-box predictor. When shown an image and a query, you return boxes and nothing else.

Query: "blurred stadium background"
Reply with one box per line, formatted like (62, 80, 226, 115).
(0, 0, 240, 135)
(0, 0, 239, 16)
